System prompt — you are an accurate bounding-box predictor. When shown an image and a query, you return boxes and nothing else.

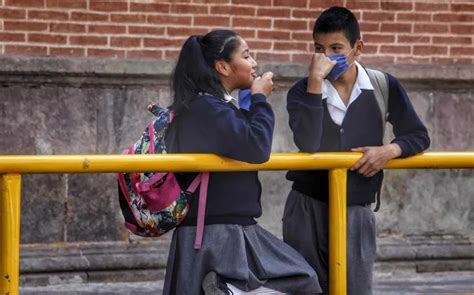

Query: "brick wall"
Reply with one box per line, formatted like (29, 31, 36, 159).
(0, 0, 473, 64)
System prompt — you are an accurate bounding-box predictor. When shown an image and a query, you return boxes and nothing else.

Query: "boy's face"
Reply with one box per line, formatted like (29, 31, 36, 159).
(313, 31, 362, 63)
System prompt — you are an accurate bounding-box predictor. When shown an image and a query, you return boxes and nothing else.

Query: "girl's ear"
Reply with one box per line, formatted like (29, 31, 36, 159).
(215, 60, 231, 77)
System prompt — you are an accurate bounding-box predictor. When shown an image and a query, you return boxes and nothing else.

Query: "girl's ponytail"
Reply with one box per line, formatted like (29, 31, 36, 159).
(170, 30, 240, 114)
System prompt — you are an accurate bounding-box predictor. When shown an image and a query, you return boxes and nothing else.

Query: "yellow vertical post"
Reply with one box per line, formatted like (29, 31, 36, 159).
(329, 169, 347, 295)
(0, 174, 21, 295)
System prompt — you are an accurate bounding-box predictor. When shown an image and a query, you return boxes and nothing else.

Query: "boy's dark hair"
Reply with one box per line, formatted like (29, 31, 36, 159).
(171, 29, 240, 114)
(313, 6, 361, 47)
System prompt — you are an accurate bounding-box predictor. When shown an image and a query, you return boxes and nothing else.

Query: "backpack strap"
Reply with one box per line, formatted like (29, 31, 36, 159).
(364, 68, 390, 213)
(365, 68, 389, 135)
(186, 172, 210, 250)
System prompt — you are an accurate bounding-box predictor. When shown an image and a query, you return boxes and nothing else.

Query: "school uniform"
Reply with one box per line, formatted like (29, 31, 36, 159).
(163, 93, 321, 295)
(283, 62, 430, 295)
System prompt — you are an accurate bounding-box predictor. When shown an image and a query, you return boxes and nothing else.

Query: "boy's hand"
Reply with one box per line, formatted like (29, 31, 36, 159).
(350, 144, 402, 177)
(307, 53, 337, 94)
(251, 71, 274, 97)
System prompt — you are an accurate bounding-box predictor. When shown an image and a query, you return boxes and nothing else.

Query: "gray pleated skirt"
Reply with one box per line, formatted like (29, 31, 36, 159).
(163, 223, 322, 295)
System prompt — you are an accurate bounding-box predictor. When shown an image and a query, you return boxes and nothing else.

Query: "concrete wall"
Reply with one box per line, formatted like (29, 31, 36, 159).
(0, 56, 472, 282)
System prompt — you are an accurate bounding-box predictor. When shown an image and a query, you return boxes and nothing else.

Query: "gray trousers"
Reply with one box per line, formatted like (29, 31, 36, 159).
(282, 189, 377, 295)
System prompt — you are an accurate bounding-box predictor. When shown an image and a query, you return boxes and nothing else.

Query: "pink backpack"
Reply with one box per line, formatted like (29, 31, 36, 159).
(117, 104, 209, 249)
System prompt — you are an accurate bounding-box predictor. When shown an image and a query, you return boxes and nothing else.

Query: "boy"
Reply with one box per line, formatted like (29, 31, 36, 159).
(283, 6, 430, 295)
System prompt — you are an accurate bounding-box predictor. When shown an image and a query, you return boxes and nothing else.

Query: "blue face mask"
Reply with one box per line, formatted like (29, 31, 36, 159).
(327, 49, 354, 81)
(238, 88, 252, 111)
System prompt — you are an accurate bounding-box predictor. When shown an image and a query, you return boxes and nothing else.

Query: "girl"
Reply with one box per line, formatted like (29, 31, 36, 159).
(163, 30, 321, 295)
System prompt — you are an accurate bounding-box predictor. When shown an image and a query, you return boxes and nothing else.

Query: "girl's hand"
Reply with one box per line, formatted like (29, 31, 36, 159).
(251, 71, 274, 97)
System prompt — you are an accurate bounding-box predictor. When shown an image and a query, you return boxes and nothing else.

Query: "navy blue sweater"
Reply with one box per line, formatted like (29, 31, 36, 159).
(170, 93, 274, 226)
(287, 73, 430, 205)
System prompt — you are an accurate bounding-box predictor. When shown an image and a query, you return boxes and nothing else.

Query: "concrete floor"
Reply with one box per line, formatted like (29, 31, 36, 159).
(19, 271, 474, 294)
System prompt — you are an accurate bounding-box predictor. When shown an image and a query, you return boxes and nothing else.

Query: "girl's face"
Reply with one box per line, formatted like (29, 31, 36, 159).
(227, 37, 258, 90)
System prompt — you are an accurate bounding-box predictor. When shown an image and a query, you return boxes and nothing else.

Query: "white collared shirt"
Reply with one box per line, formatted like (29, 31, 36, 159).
(322, 61, 374, 126)
(223, 92, 239, 108)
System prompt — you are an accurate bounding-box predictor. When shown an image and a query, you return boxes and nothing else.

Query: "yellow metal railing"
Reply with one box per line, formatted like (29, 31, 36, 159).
(1, 151, 474, 295)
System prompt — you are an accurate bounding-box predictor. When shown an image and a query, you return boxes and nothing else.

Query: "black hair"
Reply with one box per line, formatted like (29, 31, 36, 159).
(170, 29, 241, 114)
(313, 6, 360, 47)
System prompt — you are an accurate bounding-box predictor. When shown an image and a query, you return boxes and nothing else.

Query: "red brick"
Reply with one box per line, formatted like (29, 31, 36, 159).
(310, 0, 345, 9)
(5, 45, 47, 55)
(0, 8, 26, 19)
(28, 10, 69, 21)
(170, 4, 208, 14)
(292, 31, 312, 42)
(363, 12, 395, 22)
(433, 36, 472, 45)
(414, 2, 448, 11)
(110, 37, 141, 48)
(381, 1, 413, 11)
(193, 0, 230, 3)
(414, 24, 449, 34)
(69, 36, 108, 46)
(164, 50, 180, 60)
(256, 52, 290, 62)
(363, 45, 378, 54)
(232, 0, 271, 5)
(274, 19, 307, 31)
(128, 26, 165, 36)
(397, 35, 430, 43)
(292, 9, 320, 19)
(46, 0, 86, 9)
(274, 0, 307, 7)
(413, 46, 447, 55)
(89, 0, 127, 12)
(396, 13, 431, 22)
(5, 0, 44, 7)
(396, 56, 430, 64)
(258, 30, 290, 40)
(4, 21, 48, 31)
(88, 25, 126, 34)
(144, 38, 186, 48)
(28, 33, 66, 44)
(359, 55, 395, 64)
(50, 23, 85, 33)
(345, 1, 379, 10)
(274, 41, 308, 51)
(50, 47, 85, 57)
(166, 27, 208, 36)
(361, 33, 395, 43)
(147, 15, 192, 26)
(211, 5, 255, 16)
(451, 3, 474, 12)
(452, 25, 474, 35)
(292, 53, 312, 64)
(234, 29, 256, 38)
(257, 7, 291, 18)
(87, 48, 125, 59)
(110, 14, 147, 23)
(232, 17, 271, 28)
(432, 57, 472, 64)
(130, 3, 170, 13)
(127, 50, 163, 60)
(247, 40, 272, 50)
(381, 23, 412, 33)
(0, 32, 25, 42)
(433, 13, 473, 22)
(380, 45, 411, 54)
(71, 12, 108, 22)
(450, 47, 474, 56)
(359, 22, 380, 32)
(194, 16, 230, 27)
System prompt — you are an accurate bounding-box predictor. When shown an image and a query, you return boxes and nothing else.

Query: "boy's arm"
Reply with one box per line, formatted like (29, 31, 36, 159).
(351, 73, 430, 177)
(287, 53, 336, 152)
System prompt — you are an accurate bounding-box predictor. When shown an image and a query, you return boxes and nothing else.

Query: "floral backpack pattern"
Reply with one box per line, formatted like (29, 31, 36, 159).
(117, 104, 209, 249)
